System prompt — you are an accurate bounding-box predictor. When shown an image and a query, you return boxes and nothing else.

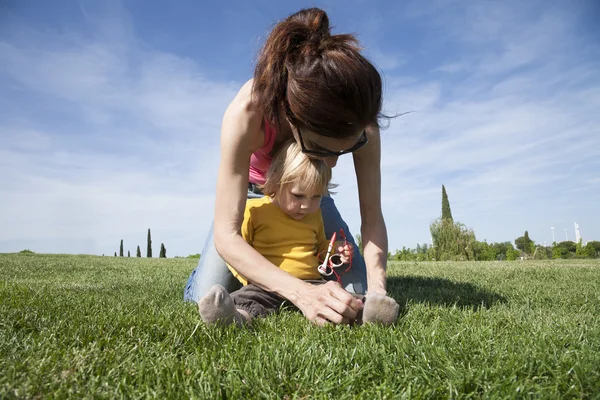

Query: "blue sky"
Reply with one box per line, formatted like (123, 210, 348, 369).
(1, 0, 599, 256)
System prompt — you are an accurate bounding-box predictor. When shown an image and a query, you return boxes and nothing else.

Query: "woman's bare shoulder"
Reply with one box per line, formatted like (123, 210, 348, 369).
(227, 79, 256, 116)
(222, 79, 264, 152)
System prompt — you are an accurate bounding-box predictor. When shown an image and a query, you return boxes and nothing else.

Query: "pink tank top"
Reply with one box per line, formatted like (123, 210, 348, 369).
(248, 120, 277, 185)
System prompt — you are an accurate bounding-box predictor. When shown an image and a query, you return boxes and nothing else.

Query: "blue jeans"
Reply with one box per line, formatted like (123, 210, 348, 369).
(183, 192, 367, 303)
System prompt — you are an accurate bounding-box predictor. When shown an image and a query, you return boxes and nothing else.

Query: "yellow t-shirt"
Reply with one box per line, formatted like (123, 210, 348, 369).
(228, 196, 330, 285)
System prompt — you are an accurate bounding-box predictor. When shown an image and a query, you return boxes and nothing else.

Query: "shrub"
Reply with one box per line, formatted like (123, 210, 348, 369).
(430, 218, 476, 261)
(506, 249, 520, 260)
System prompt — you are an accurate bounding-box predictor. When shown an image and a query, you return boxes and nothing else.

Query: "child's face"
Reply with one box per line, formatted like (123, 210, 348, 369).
(274, 183, 322, 220)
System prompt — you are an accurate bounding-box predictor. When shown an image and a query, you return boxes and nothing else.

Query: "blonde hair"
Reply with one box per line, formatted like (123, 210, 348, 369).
(260, 140, 333, 197)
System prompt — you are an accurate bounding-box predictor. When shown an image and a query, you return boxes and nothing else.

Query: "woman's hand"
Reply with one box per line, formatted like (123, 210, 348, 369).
(295, 281, 363, 326)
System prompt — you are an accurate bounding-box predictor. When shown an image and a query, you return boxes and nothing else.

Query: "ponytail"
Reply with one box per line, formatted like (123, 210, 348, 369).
(252, 8, 382, 138)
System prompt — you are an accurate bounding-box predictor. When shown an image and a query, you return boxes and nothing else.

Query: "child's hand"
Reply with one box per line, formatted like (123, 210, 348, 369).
(336, 241, 354, 264)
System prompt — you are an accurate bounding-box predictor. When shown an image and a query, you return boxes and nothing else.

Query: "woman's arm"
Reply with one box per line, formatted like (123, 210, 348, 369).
(213, 81, 362, 324)
(352, 123, 388, 295)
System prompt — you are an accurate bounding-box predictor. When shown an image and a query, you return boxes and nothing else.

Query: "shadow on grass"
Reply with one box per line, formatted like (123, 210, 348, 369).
(387, 276, 507, 310)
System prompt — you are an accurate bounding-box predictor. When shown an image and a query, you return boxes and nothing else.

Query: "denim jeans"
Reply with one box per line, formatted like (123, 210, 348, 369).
(183, 191, 367, 303)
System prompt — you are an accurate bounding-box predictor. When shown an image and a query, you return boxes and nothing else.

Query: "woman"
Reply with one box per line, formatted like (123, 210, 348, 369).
(184, 8, 389, 326)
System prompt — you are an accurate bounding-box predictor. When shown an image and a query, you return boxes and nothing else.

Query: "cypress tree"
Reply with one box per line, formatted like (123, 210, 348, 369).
(441, 185, 453, 222)
(119, 239, 124, 257)
(160, 243, 166, 258)
(136, 246, 141, 257)
(127, 250, 130, 257)
(524, 230, 534, 253)
(114, 252, 117, 257)
(147, 229, 152, 258)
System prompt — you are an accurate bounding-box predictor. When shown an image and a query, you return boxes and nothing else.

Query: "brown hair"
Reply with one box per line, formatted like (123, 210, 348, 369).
(252, 8, 383, 139)
(260, 140, 333, 197)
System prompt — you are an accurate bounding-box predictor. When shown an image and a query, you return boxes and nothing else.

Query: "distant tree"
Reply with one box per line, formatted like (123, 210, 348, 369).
(430, 218, 475, 261)
(552, 241, 576, 259)
(136, 246, 141, 257)
(575, 239, 585, 258)
(552, 243, 567, 259)
(441, 185, 453, 222)
(415, 243, 430, 261)
(506, 248, 520, 260)
(127, 250, 130, 257)
(515, 235, 526, 253)
(393, 246, 412, 261)
(533, 246, 549, 260)
(147, 229, 152, 258)
(558, 241, 576, 253)
(119, 239, 124, 257)
(584, 242, 598, 258)
(515, 231, 534, 254)
(187, 253, 201, 259)
(587, 241, 600, 257)
(114, 252, 117, 257)
(491, 242, 513, 260)
(473, 240, 497, 261)
(355, 234, 364, 256)
(525, 231, 535, 254)
(159, 243, 166, 258)
(427, 246, 436, 261)
(388, 244, 432, 262)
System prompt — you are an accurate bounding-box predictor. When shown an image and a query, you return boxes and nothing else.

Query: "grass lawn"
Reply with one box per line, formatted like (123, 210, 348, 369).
(1, 254, 599, 398)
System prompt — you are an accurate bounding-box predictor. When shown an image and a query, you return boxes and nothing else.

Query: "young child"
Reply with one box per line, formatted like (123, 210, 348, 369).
(198, 141, 399, 327)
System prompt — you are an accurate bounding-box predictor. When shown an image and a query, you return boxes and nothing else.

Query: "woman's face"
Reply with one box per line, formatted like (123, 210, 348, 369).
(273, 183, 322, 220)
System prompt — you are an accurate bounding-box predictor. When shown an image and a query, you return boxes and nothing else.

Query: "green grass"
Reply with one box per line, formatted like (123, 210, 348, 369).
(1, 254, 599, 399)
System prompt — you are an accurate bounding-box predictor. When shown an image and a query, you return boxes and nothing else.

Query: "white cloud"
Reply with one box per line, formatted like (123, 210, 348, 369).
(366, 48, 408, 71)
(0, 11, 239, 257)
(331, 1, 600, 250)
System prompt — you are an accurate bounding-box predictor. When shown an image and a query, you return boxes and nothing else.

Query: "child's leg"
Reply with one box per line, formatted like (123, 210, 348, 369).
(230, 284, 287, 320)
(198, 285, 249, 327)
(198, 284, 286, 327)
